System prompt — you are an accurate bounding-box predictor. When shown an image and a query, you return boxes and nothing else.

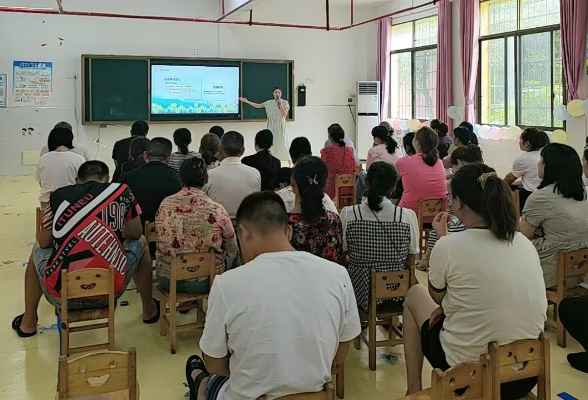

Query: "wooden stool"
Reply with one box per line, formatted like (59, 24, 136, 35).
(354, 268, 413, 371)
(157, 251, 216, 354)
(416, 198, 446, 261)
(58, 265, 116, 356)
(334, 174, 356, 212)
(58, 347, 138, 400)
(399, 360, 491, 400)
(487, 334, 550, 400)
(257, 382, 335, 400)
(546, 249, 588, 347)
(331, 364, 344, 399)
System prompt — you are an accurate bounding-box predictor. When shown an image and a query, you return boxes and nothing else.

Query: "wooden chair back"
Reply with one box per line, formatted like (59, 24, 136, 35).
(487, 334, 550, 400)
(144, 221, 156, 244)
(417, 198, 446, 259)
(511, 190, 520, 216)
(170, 252, 217, 286)
(257, 382, 334, 400)
(62, 266, 114, 301)
(334, 173, 357, 212)
(58, 347, 137, 400)
(558, 249, 588, 279)
(371, 269, 411, 302)
(431, 361, 490, 400)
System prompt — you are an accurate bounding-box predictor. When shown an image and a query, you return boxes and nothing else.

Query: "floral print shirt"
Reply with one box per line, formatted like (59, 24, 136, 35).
(288, 211, 343, 263)
(155, 187, 238, 279)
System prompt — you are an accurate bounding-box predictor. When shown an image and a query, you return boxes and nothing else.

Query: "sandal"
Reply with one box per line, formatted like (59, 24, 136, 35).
(143, 299, 161, 324)
(186, 355, 210, 400)
(12, 314, 37, 338)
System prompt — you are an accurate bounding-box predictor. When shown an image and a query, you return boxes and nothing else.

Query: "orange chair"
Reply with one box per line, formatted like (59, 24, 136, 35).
(334, 174, 357, 212)
(416, 198, 446, 261)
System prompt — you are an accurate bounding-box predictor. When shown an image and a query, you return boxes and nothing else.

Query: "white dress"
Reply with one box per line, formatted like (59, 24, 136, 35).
(264, 99, 290, 162)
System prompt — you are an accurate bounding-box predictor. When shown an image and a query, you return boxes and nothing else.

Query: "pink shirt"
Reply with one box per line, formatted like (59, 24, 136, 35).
(366, 144, 401, 170)
(396, 154, 447, 213)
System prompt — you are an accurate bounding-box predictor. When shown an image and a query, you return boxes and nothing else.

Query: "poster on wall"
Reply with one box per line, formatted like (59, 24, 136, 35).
(13, 61, 52, 107)
(0, 74, 6, 107)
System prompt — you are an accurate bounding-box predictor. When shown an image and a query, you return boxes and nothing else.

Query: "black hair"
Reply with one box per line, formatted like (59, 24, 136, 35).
(47, 127, 74, 151)
(77, 160, 109, 181)
(221, 131, 245, 157)
(273, 86, 283, 93)
(179, 156, 208, 188)
(173, 128, 192, 155)
(403, 132, 416, 156)
(415, 127, 439, 167)
(131, 120, 149, 137)
(450, 144, 484, 165)
(372, 125, 398, 155)
(458, 121, 478, 145)
(292, 156, 328, 221)
(209, 126, 224, 139)
(538, 143, 586, 201)
(453, 127, 472, 146)
(521, 128, 549, 151)
(289, 137, 312, 164)
(200, 133, 221, 166)
(379, 121, 394, 134)
(451, 163, 517, 242)
(431, 119, 449, 137)
(271, 167, 292, 190)
(147, 137, 173, 161)
(236, 191, 288, 234)
(54, 121, 73, 132)
(328, 123, 346, 147)
(366, 162, 398, 212)
(255, 129, 274, 150)
(129, 137, 150, 160)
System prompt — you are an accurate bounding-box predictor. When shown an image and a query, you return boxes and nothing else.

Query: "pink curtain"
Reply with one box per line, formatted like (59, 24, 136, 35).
(560, 0, 587, 100)
(459, 0, 479, 122)
(436, 0, 452, 131)
(377, 17, 392, 121)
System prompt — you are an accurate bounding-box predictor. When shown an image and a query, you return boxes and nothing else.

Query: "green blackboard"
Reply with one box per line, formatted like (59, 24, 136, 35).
(86, 58, 149, 122)
(241, 62, 291, 120)
(82, 56, 293, 124)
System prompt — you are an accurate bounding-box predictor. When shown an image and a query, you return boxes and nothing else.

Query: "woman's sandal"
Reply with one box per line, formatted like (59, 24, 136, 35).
(186, 355, 210, 400)
(12, 314, 37, 338)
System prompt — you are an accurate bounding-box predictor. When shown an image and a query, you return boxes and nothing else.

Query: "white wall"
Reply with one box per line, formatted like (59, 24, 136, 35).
(0, 0, 370, 175)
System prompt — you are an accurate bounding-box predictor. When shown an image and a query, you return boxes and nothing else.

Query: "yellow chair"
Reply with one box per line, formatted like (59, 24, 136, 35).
(334, 174, 357, 212)
(416, 198, 446, 261)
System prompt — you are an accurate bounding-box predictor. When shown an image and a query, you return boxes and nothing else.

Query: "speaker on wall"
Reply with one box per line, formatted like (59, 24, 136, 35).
(297, 84, 306, 107)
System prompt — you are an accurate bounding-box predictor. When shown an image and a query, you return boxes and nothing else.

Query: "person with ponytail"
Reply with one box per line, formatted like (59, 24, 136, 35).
(170, 128, 199, 171)
(519, 143, 588, 289)
(199, 133, 221, 170)
(431, 119, 451, 159)
(242, 129, 281, 191)
(367, 125, 401, 169)
(442, 126, 473, 169)
(288, 156, 343, 262)
(340, 161, 419, 312)
(321, 124, 360, 205)
(402, 163, 547, 398)
(395, 127, 447, 213)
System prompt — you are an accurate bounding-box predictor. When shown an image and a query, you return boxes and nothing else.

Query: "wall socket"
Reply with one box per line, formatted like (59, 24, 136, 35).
(66, 73, 78, 79)
(93, 139, 106, 148)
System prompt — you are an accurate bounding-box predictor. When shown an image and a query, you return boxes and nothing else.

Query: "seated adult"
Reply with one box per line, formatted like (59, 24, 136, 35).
(392, 132, 417, 201)
(112, 120, 149, 182)
(504, 127, 549, 210)
(12, 161, 159, 337)
(458, 121, 478, 145)
(155, 156, 238, 294)
(122, 137, 181, 226)
(200, 133, 221, 170)
(559, 297, 588, 373)
(270, 167, 292, 190)
(395, 127, 447, 214)
(242, 129, 281, 191)
(114, 137, 149, 183)
(206, 131, 261, 220)
(209, 125, 224, 140)
(402, 163, 546, 399)
(431, 119, 451, 159)
(520, 143, 588, 289)
(442, 126, 472, 169)
(321, 124, 359, 207)
(169, 128, 200, 171)
(36, 127, 85, 209)
(341, 161, 419, 312)
(185, 191, 360, 400)
(276, 137, 338, 214)
(40, 121, 91, 160)
(367, 125, 401, 170)
(288, 156, 342, 262)
(323, 129, 360, 165)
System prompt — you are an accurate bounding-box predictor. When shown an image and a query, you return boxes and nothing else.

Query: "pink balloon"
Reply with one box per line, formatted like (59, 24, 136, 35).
(488, 127, 501, 141)
(392, 119, 401, 130)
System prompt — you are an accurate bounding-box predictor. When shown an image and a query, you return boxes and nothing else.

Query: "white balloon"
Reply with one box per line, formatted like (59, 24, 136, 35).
(456, 106, 464, 119)
(583, 100, 588, 114)
(447, 106, 459, 120)
(399, 120, 409, 130)
(554, 105, 570, 121)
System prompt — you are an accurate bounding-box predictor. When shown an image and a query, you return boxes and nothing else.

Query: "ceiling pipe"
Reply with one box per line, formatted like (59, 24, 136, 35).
(56, 0, 64, 14)
(326, 0, 330, 31)
(339, 0, 436, 30)
(350, 0, 354, 25)
(216, 0, 257, 22)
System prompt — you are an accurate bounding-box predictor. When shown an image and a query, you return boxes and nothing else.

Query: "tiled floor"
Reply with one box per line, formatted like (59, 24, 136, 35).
(0, 175, 587, 400)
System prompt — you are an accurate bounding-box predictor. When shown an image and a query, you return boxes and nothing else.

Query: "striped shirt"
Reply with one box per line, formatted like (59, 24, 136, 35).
(169, 151, 200, 171)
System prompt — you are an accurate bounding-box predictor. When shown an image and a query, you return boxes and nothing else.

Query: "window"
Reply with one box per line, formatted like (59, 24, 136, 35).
(479, 0, 564, 129)
(389, 16, 438, 121)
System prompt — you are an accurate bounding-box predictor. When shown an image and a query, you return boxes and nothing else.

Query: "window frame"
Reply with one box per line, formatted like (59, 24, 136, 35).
(389, 17, 438, 121)
(477, 0, 565, 130)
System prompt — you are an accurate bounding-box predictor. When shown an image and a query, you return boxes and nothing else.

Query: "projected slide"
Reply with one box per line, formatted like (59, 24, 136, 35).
(151, 65, 240, 115)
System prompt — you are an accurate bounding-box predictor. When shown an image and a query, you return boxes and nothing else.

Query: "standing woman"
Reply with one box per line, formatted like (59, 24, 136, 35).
(169, 128, 199, 171)
(242, 129, 281, 191)
(240, 87, 290, 162)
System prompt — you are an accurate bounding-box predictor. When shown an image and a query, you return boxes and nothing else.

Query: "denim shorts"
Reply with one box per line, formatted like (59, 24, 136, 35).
(33, 239, 143, 309)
